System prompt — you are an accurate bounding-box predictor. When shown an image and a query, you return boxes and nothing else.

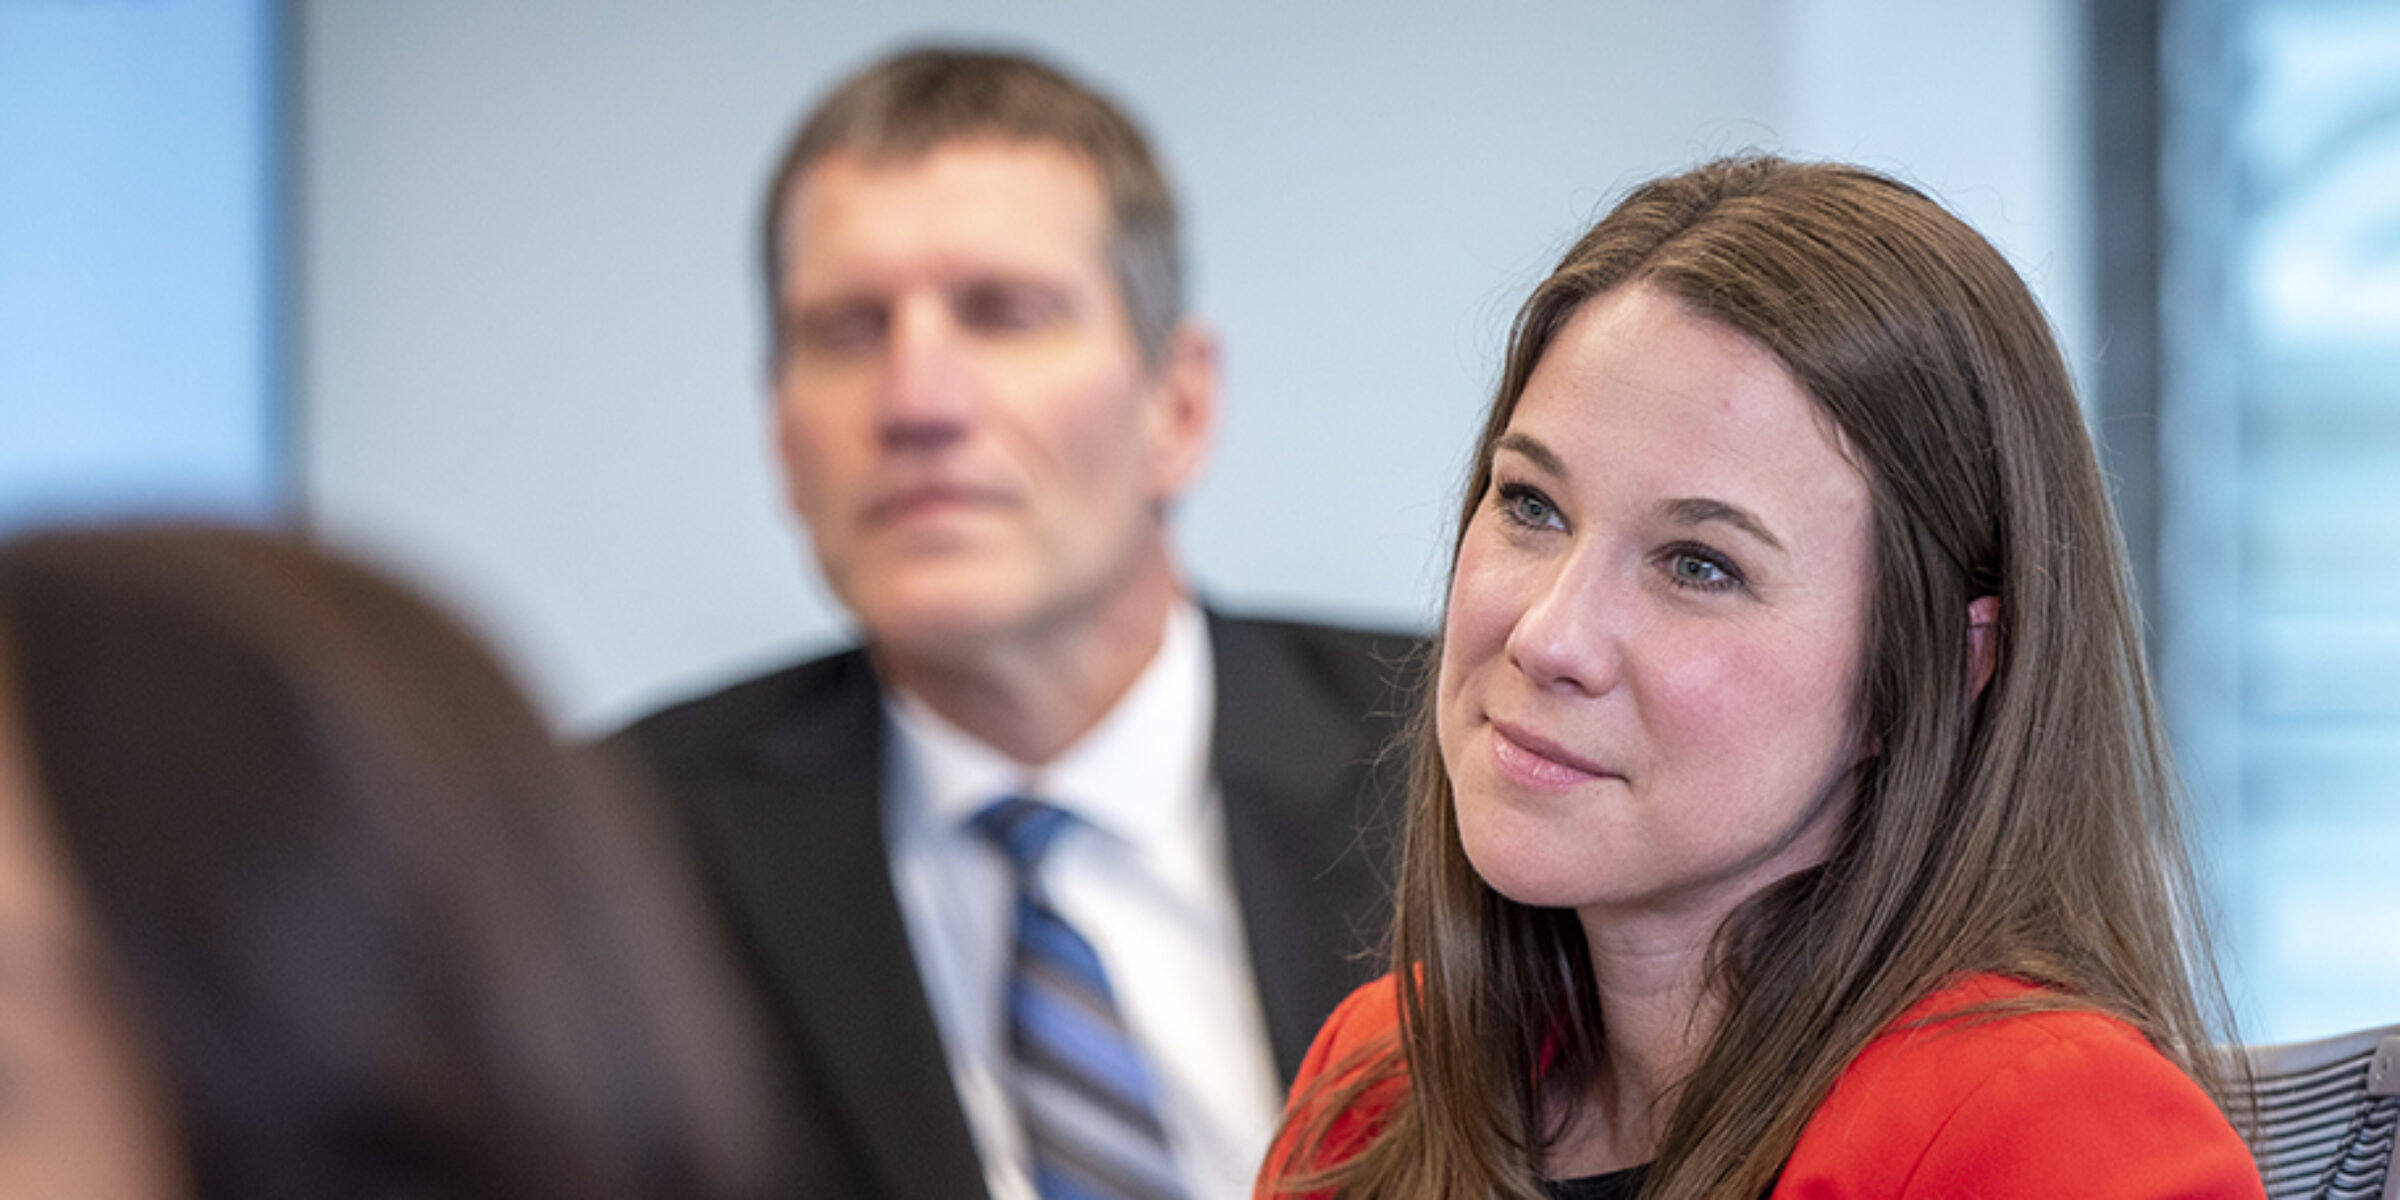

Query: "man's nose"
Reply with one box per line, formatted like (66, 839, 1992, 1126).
(876, 295, 974, 451)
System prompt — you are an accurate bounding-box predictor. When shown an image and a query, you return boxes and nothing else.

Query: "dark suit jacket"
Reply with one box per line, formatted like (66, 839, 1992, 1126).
(613, 612, 1420, 1200)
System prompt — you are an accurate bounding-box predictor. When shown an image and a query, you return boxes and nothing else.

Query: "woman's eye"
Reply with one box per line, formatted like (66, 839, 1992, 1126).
(1665, 548, 1743, 592)
(1496, 483, 1563, 531)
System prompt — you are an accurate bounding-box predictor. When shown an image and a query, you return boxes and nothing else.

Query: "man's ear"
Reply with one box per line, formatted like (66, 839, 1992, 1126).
(1143, 320, 1220, 502)
(769, 388, 810, 518)
(1967, 594, 2001, 700)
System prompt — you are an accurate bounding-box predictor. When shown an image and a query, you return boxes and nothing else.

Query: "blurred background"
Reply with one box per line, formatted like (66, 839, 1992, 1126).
(2, 0, 2391, 1045)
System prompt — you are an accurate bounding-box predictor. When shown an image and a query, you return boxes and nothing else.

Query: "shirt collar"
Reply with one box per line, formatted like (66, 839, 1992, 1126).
(885, 601, 1215, 853)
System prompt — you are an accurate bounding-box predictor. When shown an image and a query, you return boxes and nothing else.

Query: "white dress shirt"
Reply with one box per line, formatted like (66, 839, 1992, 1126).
(883, 602, 1285, 1200)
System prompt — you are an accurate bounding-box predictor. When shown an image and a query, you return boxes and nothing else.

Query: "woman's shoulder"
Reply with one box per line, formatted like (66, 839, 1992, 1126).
(1777, 973, 2264, 1199)
(1257, 976, 1409, 1199)
(1298, 975, 1405, 1078)
(1864, 973, 2159, 1071)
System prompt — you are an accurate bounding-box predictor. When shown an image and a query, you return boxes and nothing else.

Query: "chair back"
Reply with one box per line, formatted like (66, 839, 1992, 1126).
(2237, 1023, 2400, 1200)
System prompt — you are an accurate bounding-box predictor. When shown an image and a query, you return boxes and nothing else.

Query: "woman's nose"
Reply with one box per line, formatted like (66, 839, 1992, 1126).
(1504, 552, 1623, 697)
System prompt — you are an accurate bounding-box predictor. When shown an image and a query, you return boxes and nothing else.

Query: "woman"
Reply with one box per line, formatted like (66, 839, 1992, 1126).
(1257, 157, 2262, 1200)
(0, 525, 783, 1200)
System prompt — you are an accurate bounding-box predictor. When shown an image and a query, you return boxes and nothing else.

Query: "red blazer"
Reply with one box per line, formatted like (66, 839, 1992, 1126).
(1257, 973, 2265, 1199)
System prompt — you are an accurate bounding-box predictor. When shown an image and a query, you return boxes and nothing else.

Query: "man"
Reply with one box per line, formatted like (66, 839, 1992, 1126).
(615, 46, 1415, 1200)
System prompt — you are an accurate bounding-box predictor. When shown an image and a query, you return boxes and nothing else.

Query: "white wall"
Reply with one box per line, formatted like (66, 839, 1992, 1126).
(300, 0, 2090, 730)
(1782, 0, 2093, 374)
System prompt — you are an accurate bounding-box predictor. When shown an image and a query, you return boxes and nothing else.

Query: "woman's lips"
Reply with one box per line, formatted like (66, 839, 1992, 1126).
(1487, 719, 1617, 791)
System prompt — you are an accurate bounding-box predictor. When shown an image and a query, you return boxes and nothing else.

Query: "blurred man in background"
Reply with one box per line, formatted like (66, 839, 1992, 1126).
(616, 46, 1413, 1200)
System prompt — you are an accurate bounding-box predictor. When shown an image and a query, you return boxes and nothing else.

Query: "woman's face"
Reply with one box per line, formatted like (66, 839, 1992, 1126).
(0, 689, 188, 1200)
(1438, 285, 1875, 941)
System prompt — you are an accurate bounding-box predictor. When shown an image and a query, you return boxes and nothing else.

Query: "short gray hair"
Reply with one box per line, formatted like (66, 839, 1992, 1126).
(761, 45, 1184, 366)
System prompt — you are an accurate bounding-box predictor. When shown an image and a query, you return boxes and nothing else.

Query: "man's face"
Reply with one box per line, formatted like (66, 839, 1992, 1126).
(772, 139, 1211, 668)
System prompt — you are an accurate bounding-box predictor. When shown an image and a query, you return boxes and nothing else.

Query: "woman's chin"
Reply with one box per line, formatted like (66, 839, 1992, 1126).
(1457, 820, 1605, 912)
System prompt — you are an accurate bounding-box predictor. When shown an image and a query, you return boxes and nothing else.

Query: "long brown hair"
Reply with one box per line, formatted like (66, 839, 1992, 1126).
(1283, 156, 2234, 1199)
(0, 525, 785, 1200)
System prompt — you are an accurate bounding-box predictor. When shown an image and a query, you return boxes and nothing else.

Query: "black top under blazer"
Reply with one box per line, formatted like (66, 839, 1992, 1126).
(612, 612, 1422, 1200)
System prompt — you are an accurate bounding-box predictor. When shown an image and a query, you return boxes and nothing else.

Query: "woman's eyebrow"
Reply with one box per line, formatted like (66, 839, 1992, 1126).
(1496, 434, 1785, 551)
(1659, 496, 1785, 552)
(1493, 432, 1565, 476)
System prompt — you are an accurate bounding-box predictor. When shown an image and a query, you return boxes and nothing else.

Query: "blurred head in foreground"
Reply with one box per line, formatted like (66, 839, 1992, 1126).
(0, 525, 781, 1200)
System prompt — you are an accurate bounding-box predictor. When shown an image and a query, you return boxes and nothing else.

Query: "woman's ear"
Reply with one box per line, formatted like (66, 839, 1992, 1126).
(1967, 595, 2000, 700)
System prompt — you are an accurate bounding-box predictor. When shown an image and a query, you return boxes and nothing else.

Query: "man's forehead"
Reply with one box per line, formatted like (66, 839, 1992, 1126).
(781, 138, 1112, 283)
(815, 130, 1101, 179)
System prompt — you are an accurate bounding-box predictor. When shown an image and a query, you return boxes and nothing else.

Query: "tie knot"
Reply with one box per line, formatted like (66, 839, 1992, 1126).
(971, 795, 1073, 870)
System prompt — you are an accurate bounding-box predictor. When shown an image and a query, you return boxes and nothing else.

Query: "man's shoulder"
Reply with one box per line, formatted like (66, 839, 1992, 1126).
(606, 645, 878, 778)
(1213, 612, 1423, 658)
(1205, 610, 1426, 707)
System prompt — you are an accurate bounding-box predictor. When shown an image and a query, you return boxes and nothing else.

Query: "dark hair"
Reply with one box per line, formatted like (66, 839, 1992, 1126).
(1283, 156, 2233, 1199)
(0, 525, 782, 1200)
(760, 44, 1183, 364)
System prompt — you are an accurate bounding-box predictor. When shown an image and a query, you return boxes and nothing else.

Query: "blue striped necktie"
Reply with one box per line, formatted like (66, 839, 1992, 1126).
(972, 797, 1189, 1200)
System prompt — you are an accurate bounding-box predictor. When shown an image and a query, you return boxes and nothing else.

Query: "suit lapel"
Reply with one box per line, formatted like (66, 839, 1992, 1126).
(691, 619, 1409, 1192)
(701, 654, 987, 1200)
(1207, 615, 1405, 1084)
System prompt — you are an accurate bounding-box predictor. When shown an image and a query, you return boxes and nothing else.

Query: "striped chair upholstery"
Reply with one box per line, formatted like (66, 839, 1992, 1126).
(2236, 1023, 2399, 1200)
